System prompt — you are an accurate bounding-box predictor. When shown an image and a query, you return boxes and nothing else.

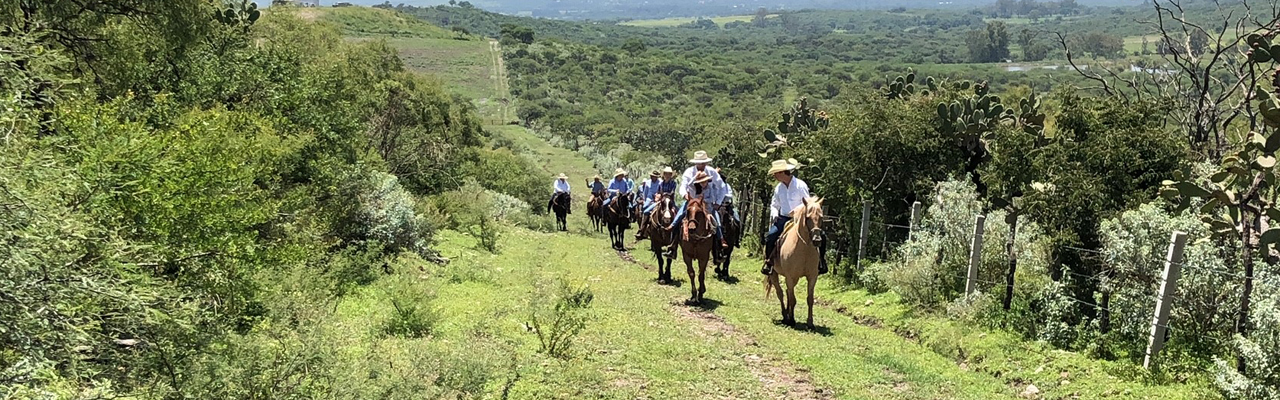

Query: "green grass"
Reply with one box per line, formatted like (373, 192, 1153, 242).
(1124, 35, 1158, 54)
(354, 124, 1222, 399)
(382, 38, 495, 101)
(620, 14, 775, 28)
(305, 6, 459, 39)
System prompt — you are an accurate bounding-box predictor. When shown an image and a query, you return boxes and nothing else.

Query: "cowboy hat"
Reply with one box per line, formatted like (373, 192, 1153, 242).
(661, 166, 674, 174)
(693, 171, 713, 184)
(557, 173, 568, 180)
(689, 150, 713, 164)
(614, 168, 627, 177)
(649, 170, 660, 178)
(768, 159, 796, 175)
(593, 175, 602, 180)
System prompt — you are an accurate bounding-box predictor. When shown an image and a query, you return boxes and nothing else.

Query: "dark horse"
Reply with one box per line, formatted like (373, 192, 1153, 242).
(548, 192, 571, 231)
(604, 192, 634, 251)
(644, 195, 677, 283)
(587, 195, 604, 233)
(714, 200, 743, 279)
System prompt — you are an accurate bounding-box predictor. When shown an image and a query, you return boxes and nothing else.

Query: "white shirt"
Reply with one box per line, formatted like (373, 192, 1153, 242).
(678, 165, 723, 201)
(553, 179, 571, 193)
(770, 177, 810, 219)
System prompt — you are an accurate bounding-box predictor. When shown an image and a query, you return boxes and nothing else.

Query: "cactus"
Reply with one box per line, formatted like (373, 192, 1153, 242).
(215, 0, 261, 28)
(884, 68, 938, 99)
(758, 97, 828, 158)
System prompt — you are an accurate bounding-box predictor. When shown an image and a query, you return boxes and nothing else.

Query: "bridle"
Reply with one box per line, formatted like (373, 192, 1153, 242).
(684, 198, 715, 242)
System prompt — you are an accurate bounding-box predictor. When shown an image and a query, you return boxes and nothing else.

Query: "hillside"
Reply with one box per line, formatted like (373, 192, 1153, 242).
(6, 1, 1280, 399)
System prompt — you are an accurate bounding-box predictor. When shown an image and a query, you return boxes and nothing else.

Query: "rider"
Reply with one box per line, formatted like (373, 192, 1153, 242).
(665, 151, 728, 264)
(588, 175, 606, 202)
(716, 168, 740, 227)
(602, 168, 634, 208)
(549, 173, 571, 214)
(761, 159, 827, 276)
(635, 170, 663, 240)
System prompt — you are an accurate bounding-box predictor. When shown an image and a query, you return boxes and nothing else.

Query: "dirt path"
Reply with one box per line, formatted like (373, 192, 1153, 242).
(488, 40, 509, 122)
(619, 249, 835, 400)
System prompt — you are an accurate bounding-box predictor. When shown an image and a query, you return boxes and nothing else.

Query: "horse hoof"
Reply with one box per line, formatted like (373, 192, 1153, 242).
(684, 298, 699, 306)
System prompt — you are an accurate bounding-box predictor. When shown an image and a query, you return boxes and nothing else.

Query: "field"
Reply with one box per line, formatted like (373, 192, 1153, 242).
(620, 14, 776, 28)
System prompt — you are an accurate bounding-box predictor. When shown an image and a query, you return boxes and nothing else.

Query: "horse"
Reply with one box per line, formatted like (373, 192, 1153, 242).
(604, 192, 634, 251)
(764, 197, 824, 327)
(644, 195, 677, 283)
(587, 195, 604, 233)
(680, 197, 715, 305)
(549, 192, 571, 231)
(714, 200, 743, 279)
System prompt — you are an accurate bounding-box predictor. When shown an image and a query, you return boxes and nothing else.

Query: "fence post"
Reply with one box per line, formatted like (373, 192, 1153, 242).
(909, 201, 922, 241)
(855, 201, 871, 272)
(965, 214, 986, 296)
(1144, 231, 1188, 370)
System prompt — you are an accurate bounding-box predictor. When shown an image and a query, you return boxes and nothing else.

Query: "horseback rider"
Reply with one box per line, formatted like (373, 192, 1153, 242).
(716, 168, 741, 228)
(635, 170, 663, 240)
(602, 168, 634, 207)
(761, 159, 828, 276)
(588, 175, 606, 202)
(549, 173, 571, 214)
(665, 151, 728, 264)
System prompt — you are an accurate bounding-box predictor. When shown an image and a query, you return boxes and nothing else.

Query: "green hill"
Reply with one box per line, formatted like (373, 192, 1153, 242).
(294, 6, 461, 38)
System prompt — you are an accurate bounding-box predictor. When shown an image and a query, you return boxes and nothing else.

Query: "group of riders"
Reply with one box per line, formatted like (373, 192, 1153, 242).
(550, 150, 828, 276)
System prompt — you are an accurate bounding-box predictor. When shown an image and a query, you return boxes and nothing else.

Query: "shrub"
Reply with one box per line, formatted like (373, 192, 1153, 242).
(527, 278, 595, 358)
(333, 168, 435, 258)
(1214, 283, 1280, 400)
(377, 273, 440, 338)
(1100, 202, 1237, 362)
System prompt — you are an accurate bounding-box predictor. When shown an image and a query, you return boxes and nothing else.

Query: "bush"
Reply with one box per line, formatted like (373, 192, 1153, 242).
(334, 168, 436, 258)
(880, 179, 1051, 307)
(527, 277, 595, 358)
(1100, 201, 1237, 362)
(1214, 283, 1280, 400)
(377, 273, 440, 338)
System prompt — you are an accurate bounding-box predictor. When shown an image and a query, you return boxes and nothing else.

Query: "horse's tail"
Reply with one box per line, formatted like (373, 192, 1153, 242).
(764, 274, 773, 300)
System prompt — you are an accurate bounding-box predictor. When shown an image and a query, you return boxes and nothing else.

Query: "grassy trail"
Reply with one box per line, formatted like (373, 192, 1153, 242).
(417, 125, 1216, 399)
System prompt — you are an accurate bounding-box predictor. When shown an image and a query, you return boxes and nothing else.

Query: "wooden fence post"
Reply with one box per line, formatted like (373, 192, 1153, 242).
(855, 201, 871, 272)
(965, 214, 986, 296)
(909, 201, 922, 241)
(1144, 231, 1188, 370)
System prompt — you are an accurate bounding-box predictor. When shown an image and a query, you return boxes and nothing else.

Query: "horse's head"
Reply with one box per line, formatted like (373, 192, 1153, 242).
(801, 197, 825, 244)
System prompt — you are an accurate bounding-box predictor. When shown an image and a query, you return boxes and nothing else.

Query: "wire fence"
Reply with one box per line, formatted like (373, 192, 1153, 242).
(839, 204, 1275, 370)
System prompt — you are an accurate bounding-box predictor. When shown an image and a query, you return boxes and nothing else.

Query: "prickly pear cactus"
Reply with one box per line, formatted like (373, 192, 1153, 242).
(1164, 33, 1280, 250)
(215, 0, 261, 28)
(883, 68, 938, 100)
(937, 81, 1014, 166)
(759, 97, 829, 159)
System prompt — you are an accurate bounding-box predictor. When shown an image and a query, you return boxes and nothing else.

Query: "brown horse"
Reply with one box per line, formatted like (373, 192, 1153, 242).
(604, 192, 634, 251)
(764, 197, 824, 327)
(681, 197, 715, 305)
(714, 200, 743, 279)
(587, 195, 604, 233)
(644, 195, 677, 283)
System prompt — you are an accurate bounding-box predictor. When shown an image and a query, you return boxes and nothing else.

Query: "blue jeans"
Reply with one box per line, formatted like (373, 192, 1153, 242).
(764, 216, 791, 261)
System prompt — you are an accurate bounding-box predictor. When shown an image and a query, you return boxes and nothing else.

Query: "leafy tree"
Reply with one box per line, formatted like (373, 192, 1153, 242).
(622, 38, 647, 55)
(499, 23, 534, 45)
(966, 21, 1011, 63)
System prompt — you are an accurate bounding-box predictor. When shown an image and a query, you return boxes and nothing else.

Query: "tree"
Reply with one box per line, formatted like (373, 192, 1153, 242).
(753, 7, 770, 27)
(966, 21, 1011, 63)
(499, 24, 534, 45)
(622, 38, 646, 56)
(1077, 32, 1123, 59)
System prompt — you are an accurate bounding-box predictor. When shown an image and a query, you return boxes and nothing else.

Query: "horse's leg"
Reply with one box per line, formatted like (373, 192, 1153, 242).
(785, 275, 799, 325)
(806, 274, 817, 328)
(684, 254, 697, 304)
(696, 254, 708, 302)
